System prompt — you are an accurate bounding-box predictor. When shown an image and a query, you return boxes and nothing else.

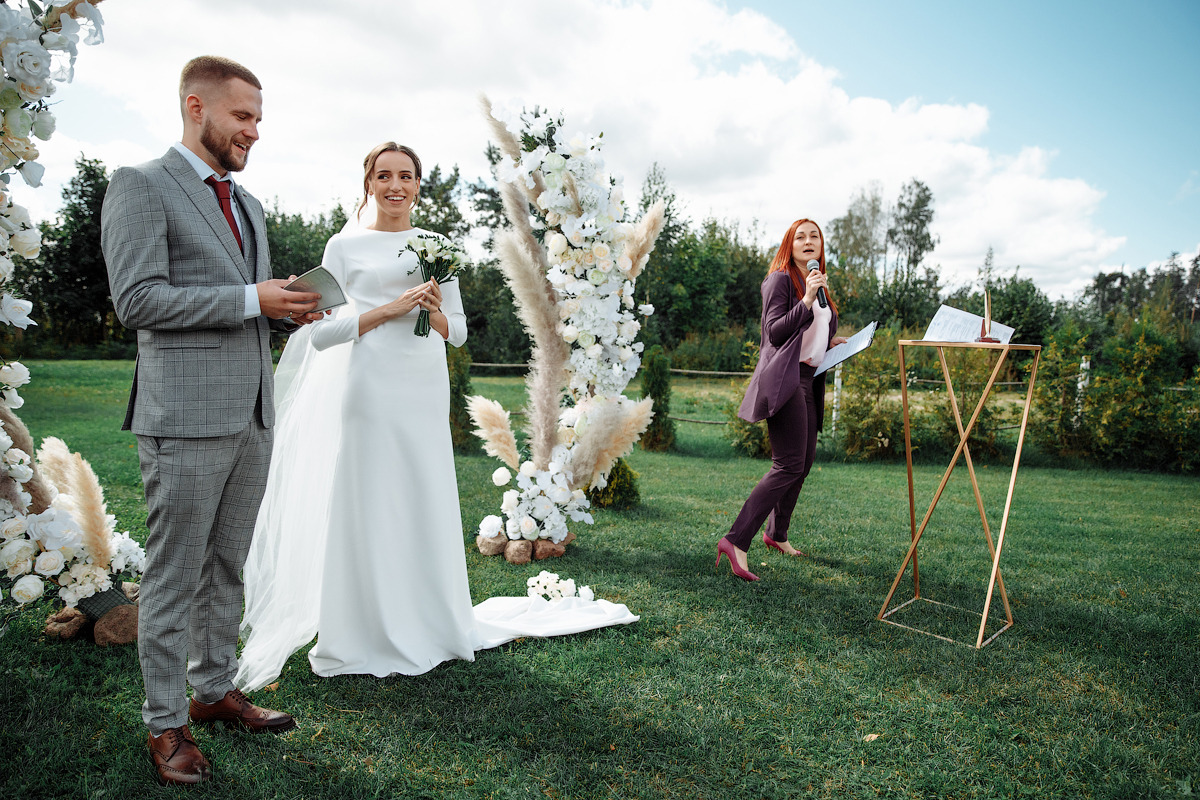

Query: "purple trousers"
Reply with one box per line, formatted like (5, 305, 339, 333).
(726, 364, 818, 551)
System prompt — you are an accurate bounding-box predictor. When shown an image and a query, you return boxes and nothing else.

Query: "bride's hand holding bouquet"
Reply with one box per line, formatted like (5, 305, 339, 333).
(404, 235, 467, 337)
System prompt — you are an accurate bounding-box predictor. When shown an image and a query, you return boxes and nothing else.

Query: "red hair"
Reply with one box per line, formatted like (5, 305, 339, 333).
(768, 218, 836, 313)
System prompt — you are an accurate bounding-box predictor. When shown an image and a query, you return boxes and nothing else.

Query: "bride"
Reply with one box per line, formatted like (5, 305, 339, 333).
(236, 142, 635, 690)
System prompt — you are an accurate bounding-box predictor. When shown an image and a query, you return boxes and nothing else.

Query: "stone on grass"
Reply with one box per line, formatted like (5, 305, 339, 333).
(532, 539, 566, 560)
(44, 606, 87, 639)
(503, 539, 533, 565)
(476, 533, 508, 556)
(94, 604, 138, 647)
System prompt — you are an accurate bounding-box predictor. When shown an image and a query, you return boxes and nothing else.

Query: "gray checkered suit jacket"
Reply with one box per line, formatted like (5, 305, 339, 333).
(102, 147, 282, 437)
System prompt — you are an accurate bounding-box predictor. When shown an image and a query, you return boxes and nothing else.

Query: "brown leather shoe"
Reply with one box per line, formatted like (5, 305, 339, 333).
(147, 725, 211, 786)
(189, 688, 296, 733)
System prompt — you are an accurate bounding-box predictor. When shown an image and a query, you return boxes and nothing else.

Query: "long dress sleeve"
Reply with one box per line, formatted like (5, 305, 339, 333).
(441, 277, 467, 348)
(308, 237, 363, 351)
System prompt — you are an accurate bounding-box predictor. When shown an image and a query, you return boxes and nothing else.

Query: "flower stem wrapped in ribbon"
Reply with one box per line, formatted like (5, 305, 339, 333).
(402, 234, 467, 337)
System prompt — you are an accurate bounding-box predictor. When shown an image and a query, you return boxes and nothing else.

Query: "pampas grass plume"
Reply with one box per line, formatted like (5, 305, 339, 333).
(68, 450, 113, 571)
(568, 398, 654, 489)
(466, 396, 520, 470)
(626, 200, 665, 280)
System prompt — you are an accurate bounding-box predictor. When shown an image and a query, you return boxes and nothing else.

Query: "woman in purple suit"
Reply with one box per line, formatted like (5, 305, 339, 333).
(717, 219, 847, 581)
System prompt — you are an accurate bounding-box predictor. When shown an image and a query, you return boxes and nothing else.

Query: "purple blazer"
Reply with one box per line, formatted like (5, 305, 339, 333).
(737, 270, 839, 425)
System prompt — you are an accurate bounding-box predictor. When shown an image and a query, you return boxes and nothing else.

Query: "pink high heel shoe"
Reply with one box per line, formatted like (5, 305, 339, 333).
(716, 538, 759, 581)
(763, 532, 805, 557)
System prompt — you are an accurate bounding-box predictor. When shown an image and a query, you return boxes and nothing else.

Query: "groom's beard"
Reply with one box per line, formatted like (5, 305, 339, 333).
(200, 119, 250, 173)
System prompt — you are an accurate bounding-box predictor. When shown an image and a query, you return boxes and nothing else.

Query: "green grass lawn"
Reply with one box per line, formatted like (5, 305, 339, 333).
(2, 361, 1198, 799)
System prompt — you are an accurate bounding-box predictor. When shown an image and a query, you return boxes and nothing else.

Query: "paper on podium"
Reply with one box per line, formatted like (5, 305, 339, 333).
(816, 321, 878, 376)
(284, 265, 347, 312)
(921, 305, 1014, 344)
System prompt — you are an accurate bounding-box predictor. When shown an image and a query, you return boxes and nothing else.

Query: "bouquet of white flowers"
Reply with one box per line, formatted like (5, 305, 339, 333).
(403, 234, 467, 337)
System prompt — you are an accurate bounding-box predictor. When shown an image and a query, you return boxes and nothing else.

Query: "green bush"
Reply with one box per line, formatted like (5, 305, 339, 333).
(839, 325, 903, 461)
(1083, 320, 1189, 470)
(587, 457, 640, 509)
(447, 344, 474, 454)
(926, 347, 1009, 459)
(670, 326, 753, 372)
(639, 345, 675, 452)
(1030, 322, 1093, 458)
(725, 341, 771, 458)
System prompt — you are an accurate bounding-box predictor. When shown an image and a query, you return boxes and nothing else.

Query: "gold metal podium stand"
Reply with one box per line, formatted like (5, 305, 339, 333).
(877, 340, 1041, 649)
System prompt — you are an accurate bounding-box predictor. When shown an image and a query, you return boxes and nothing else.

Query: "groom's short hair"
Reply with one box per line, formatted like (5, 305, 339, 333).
(179, 56, 261, 111)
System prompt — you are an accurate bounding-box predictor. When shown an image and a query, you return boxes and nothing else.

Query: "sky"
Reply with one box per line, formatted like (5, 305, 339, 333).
(24, 0, 1200, 301)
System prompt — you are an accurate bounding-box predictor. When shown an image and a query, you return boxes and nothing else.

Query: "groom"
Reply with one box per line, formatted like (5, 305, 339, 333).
(102, 56, 323, 786)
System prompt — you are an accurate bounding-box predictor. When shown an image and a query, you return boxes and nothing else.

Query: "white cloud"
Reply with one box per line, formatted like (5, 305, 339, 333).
(28, 0, 1119, 301)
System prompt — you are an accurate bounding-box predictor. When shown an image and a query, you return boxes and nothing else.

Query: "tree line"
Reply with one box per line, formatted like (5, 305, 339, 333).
(6, 155, 1199, 462)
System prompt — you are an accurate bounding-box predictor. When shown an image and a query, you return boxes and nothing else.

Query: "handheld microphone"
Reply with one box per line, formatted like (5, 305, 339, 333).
(806, 259, 828, 309)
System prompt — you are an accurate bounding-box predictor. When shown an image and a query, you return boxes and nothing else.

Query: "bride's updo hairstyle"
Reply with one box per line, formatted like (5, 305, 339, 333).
(357, 141, 422, 219)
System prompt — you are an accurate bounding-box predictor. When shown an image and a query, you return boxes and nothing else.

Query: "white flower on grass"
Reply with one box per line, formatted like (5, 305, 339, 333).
(478, 515, 504, 539)
(491, 467, 512, 487)
(10, 573, 42, 604)
(33, 549, 64, 577)
(578, 585, 595, 602)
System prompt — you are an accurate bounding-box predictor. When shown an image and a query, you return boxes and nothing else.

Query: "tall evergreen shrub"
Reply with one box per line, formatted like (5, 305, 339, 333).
(639, 344, 675, 451)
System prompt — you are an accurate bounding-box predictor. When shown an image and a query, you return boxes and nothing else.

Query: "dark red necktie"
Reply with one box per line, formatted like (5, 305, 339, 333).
(204, 176, 243, 250)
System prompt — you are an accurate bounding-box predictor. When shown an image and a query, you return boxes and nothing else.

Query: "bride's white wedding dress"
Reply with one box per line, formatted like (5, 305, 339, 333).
(236, 226, 636, 691)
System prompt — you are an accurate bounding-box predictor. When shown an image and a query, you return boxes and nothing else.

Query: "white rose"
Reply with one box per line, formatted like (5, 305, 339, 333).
(586, 343, 603, 359)
(519, 516, 539, 540)
(1, 516, 24, 541)
(501, 490, 519, 515)
(519, 460, 537, 478)
(560, 324, 579, 344)
(0, 536, 35, 568)
(544, 152, 567, 172)
(10, 573, 42, 604)
(618, 346, 634, 362)
(616, 255, 633, 273)
(478, 515, 504, 539)
(564, 298, 581, 315)
(0, 41, 52, 85)
(576, 331, 595, 348)
(588, 268, 606, 286)
(618, 320, 640, 339)
(597, 259, 614, 273)
(1, 388, 23, 409)
(567, 228, 585, 247)
(33, 549, 64, 576)
(4, 447, 28, 465)
(3, 107, 32, 138)
(17, 160, 43, 188)
(547, 232, 568, 258)
(578, 585, 595, 602)
(0, 361, 30, 388)
(505, 518, 521, 540)
(491, 467, 512, 487)
(592, 242, 611, 260)
(30, 109, 55, 140)
(9, 226, 41, 258)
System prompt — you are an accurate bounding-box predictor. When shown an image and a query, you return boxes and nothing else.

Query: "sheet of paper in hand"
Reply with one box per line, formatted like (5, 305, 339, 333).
(284, 266, 348, 312)
(816, 321, 878, 376)
(921, 305, 1015, 344)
